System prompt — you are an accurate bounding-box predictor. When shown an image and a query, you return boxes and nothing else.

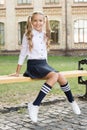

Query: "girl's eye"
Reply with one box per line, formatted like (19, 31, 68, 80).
(33, 19, 43, 22)
(40, 20, 43, 22)
(33, 20, 37, 22)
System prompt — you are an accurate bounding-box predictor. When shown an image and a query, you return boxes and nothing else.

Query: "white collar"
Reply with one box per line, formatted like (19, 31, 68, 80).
(32, 29, 44, 36)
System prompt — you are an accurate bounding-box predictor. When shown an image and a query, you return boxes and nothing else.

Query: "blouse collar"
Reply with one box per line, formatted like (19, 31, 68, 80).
(32, 29, 44, 36)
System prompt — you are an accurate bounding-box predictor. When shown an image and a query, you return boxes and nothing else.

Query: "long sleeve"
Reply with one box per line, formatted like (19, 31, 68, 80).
(18, 34, 29, 65)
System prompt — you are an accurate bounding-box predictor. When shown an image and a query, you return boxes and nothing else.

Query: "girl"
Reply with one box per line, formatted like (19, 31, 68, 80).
(12, 12, 81, 123)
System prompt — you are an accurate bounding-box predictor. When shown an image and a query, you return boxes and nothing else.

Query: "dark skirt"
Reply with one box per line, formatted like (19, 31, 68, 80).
(23, 59, 57, 78)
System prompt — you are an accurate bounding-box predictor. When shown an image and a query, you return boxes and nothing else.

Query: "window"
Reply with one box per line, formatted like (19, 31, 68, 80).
(0, 22, 4, 45)
(18, 22, 26, 44)
(17, 0, 32, 4)
(50, 20, 60, 44)
(0, 0, 4, 4)
(45, 0, 59, 4)
(74, 20, 87, 43)
(74, 0, 87, 2)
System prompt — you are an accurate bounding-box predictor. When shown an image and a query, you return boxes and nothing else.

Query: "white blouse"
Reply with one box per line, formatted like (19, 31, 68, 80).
(18, 29, 47, 65)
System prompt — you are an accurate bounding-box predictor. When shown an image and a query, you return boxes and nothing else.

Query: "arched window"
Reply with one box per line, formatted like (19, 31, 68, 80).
(74, 20, 87, 43)
(50, 20, 60, 44)
(0, 22, 4, 45)
(18, 22, 26, 44)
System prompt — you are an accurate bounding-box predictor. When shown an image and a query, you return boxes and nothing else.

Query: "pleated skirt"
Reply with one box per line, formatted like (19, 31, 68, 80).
(23, 59, 57, 79)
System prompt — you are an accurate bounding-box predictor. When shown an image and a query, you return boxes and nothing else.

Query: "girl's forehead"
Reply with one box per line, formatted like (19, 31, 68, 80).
(33, 11, 44, 15)
(31, 13, 44, 20)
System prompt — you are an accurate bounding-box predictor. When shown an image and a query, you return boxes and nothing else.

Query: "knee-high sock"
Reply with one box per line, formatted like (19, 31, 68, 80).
(33, 83, 52, 106)
(61, 82, 74, 103)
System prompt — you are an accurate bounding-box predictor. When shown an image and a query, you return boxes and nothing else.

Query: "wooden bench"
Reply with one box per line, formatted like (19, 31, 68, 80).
(0, 70, 87, 84)
(0, 70, 87, 98)
(0, 59, 87, 99)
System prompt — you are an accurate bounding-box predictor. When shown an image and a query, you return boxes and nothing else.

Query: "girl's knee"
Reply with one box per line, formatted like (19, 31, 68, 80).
(45, 72, 59, 86)
(57, 72, 67, 85)
(58, 72, 65, 79)
(51, 72, 58, 81)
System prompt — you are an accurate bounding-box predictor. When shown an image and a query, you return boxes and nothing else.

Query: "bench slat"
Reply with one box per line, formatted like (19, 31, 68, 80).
(0, 70, 87, 84)
(61, 70, 87, 78)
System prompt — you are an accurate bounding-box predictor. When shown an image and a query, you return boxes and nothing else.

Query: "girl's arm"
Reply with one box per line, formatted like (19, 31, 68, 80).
(10, 34, 28, 77)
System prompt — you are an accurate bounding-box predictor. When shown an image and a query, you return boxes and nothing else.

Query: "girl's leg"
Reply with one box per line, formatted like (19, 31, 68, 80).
(56, 72, 74, 102)
(57, 72, 81, 115)
(33, 72, 58, 106)
(28, 72, 58, 122)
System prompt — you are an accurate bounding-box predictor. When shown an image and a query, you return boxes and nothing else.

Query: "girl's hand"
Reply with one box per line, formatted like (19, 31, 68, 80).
(9, 64, 22, 77)
(9, 72, 19, 77)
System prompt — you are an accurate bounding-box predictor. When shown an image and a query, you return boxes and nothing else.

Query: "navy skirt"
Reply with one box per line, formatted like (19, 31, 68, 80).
(23, 59, 57, 78)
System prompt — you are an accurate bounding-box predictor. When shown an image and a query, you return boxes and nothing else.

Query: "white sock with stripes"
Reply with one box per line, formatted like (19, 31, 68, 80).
(33, 83, 52, 106)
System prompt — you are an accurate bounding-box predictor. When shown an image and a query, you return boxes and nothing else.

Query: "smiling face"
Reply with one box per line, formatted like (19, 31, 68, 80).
(31, 13, 45, 32)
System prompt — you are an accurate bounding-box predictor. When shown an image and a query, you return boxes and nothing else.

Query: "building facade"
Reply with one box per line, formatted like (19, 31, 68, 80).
(0, 0, 87, 56)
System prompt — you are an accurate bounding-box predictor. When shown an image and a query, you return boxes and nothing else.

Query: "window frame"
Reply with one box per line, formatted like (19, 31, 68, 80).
(74, 19, 87, 43)
(45, 0, 59, 4)
(74, 0, 87, 3)
(50, 20, 60, 44)
(0, 0, 4, 5)
(18, 21, 26, 45)
(17, 0, 32, 4)
(0, 22, 5, 45)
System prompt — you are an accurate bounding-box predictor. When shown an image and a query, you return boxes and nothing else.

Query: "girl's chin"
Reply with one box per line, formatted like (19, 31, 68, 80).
(35, 28, 42, 32)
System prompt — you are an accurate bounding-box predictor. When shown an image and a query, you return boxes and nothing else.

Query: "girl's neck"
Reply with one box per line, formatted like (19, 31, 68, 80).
(33, 28, 43, 33)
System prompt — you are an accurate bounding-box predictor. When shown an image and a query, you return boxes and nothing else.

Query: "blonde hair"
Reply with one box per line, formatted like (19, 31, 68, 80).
(25, 12, 51, 51)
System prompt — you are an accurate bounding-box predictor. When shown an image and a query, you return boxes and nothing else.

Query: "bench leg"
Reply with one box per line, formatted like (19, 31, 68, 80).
(78, 76, 87, 100)
(84, 84, 87, 98)
(78, 84, 87, 100)
(78, 59, 87, 100)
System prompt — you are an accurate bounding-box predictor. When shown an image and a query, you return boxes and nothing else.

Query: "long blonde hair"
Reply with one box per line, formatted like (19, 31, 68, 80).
(25, 12, 51, 51)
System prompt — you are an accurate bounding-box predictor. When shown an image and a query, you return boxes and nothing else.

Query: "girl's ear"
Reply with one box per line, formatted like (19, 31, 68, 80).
(45, 16, 47, 22)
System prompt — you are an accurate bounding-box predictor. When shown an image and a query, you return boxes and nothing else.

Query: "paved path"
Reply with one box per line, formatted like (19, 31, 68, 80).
(0, 99, 87, 130)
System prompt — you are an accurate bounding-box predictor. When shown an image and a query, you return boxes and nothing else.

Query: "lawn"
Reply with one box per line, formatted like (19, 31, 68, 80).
(0, 55, 86, 107)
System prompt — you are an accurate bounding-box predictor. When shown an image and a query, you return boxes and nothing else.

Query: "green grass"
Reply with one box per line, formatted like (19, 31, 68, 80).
(0, 55, 86, 106)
